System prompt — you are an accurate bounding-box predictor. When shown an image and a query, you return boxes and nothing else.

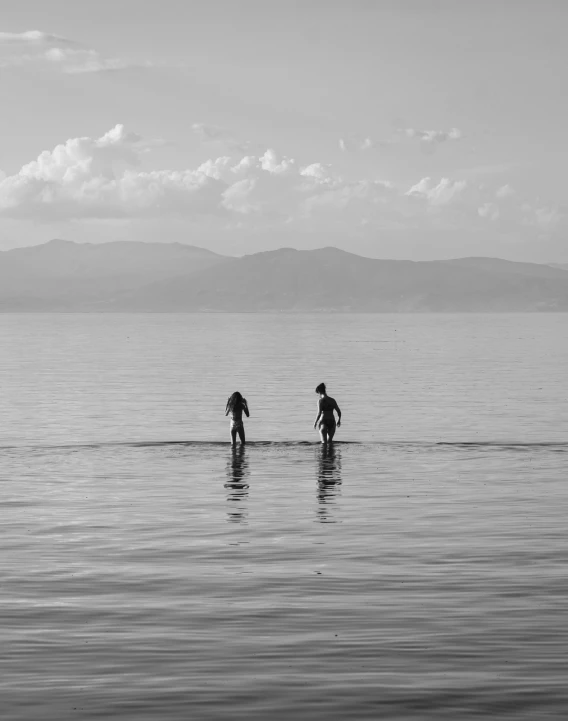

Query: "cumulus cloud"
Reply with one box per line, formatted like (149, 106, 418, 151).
(0, 125, 398, 227)
(496, 184, 515, 198)
(0, 125, 556, 238)
(406, 177, 467, 206)
(338, 135, 376, 152)
(0, 28, 156, 74)
(0, 126, 319, 221)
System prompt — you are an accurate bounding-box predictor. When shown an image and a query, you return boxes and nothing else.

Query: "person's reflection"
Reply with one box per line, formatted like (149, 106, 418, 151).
(224, 445, 250, 524)
(316, 443, 342, 523)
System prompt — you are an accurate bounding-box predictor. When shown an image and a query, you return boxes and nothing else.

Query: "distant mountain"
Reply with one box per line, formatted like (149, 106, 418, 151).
(443, 256, 568, 279)
(107, 247, 568, 312)
(2, 241, 568, 311)
(549, 262, 568, 272)
(0, 239, 227, 310)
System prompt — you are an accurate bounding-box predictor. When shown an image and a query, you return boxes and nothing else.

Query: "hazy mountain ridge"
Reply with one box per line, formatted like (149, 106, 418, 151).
(1, 240, 568, 312)
(0, 239, 227, 310)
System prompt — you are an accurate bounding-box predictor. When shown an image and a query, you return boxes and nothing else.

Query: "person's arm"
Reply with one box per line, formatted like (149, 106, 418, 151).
(313, 399, 322, 429)
(335, 400, 342, 427)
(243, 399, 250, 417)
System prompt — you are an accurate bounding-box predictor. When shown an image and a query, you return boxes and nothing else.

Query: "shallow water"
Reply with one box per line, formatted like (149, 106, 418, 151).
(1, 314, 567, 719)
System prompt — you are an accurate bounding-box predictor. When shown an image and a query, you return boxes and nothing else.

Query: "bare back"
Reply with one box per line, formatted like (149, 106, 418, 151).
(319, 395, 338, 420)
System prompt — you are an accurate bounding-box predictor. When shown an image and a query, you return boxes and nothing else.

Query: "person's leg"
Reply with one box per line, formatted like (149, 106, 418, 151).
(319, 423, 328, 444)
(237, 425, 246, 444)
(328, 421, 336, 442)
(231, 427, 238, 445)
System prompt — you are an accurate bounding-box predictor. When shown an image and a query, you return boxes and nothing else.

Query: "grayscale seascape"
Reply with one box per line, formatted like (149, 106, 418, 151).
(3, 2, 568, 718)
(2, 313, 567, 720)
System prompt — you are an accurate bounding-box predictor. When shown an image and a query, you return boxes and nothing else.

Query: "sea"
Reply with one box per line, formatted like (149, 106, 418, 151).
(1, 313, 567, 720)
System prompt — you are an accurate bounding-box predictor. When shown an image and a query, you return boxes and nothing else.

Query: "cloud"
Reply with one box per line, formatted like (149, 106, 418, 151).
(496, 184, 515, 198)
(0, 125, 196, 219)
(0, 126, 309, 221)
(521, 205, 562, 230)
(402, 127, 462, 144)
(0, 126, 393, 225)
(339, 127, 462, 154)
(0, 28, 156, 74)
(0, 29, 78, 46)
(478, 202, 500, 221)
(406, 177, 467, 206)
(338, 135, 377, 152)
(47, 47, 153, 74)
(0, 125, 558, 240)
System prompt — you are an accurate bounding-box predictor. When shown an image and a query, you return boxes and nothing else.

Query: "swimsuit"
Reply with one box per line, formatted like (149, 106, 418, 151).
(230, 418, 244, 432)
(319, 397, 337, 434)
(319, 417, 336, 433)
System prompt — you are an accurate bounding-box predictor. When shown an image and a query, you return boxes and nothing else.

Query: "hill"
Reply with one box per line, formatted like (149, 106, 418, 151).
(2, 241, 568, 311)
(107, 247, 568, 312)
(0, 239, 227, 310)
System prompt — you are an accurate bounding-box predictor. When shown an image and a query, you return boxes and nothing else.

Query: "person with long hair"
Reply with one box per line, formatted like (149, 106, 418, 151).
(225, 391, 250, 445)
(313, 383, 341, 444)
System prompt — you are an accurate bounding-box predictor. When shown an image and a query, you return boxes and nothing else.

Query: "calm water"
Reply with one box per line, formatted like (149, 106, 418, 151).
(1, 314, 567, 720)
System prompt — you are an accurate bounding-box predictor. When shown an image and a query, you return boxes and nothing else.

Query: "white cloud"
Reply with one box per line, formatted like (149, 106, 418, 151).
(406, 177, 467, 206)
(478, 202, 500, 221)
(403, 127, 462, 143)
(259, 149, 295, 174)
(0, 126, 305, 221)
(0, 125, 556, 239)
(0, 30, 77, 46)
(221, 178, 260, 214)
(522, 205, 562, 230)
(496, 184, 515, 198)
(339, 126, 462, 153)
(0, 28, 156, 74)
(0, 126, 394, 225)
(339, 135, 376, 152)
(0, 125, 209, 219)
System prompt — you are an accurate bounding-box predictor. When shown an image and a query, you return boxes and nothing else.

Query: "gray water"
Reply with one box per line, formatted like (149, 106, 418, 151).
(1, 314, 567, 720)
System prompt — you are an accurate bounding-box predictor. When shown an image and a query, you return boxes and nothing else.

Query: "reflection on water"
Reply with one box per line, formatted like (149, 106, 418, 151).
(224, 445, 250, 523)
(316, 443, 342, 523)
(2, 441, 568, 720)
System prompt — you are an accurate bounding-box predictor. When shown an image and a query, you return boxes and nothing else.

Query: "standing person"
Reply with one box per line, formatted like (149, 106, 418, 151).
(313, 383, 341, 444)
(225, 392, 250, 445)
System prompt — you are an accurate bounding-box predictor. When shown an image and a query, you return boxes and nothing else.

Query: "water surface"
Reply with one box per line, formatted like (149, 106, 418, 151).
(1, 314, 567, 719)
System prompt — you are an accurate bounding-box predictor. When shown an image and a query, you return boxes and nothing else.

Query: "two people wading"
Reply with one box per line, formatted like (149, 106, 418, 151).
(225, 384, 341, 445)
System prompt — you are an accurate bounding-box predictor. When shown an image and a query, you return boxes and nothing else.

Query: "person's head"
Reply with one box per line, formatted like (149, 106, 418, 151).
(227, 391, 244, 411)
(315, 382, 327, 396)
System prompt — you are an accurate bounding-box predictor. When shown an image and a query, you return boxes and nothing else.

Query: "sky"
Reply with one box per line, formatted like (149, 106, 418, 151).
(0, 0, 567, 261)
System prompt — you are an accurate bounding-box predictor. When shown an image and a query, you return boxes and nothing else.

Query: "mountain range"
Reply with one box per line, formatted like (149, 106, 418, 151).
(1, 239, 568, 312)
